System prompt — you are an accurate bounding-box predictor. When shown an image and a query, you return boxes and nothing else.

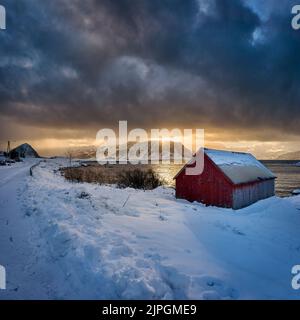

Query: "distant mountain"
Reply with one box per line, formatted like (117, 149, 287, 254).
(70, 146, 96, 159)
(277, 151, 300, 160)
(71, 141, 192, 161)
(10, 143, 40, 158)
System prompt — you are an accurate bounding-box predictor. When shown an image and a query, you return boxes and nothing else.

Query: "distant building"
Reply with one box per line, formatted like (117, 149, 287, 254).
(174, 149, 276, 209)
(9, 143, 40, 159)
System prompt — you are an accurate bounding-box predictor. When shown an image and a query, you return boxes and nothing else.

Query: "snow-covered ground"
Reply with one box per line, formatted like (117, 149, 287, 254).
(1, 159, 300, 299)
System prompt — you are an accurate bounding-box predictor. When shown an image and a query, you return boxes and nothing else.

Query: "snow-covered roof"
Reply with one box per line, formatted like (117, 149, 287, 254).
(174, 148, 276, 184)
(205, 149, 276, 184)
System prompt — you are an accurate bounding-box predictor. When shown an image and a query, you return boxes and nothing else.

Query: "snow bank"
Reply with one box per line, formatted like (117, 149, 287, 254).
(1, 159, 300, 299)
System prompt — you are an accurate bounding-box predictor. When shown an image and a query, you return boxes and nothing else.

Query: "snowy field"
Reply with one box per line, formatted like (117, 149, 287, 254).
(1, 159, 300, 299)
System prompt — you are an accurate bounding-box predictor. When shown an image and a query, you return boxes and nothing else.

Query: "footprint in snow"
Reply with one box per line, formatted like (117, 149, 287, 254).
(214, 221, 245, 236)
(159, 215, 167, 221)
(190, 275, 239, 300)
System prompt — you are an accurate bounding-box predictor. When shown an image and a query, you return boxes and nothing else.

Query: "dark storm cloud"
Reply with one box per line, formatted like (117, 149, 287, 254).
(0, 0, 299, 137)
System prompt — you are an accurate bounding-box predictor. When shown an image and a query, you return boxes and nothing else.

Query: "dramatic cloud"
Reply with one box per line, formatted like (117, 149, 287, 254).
(0, 0, 299, 144)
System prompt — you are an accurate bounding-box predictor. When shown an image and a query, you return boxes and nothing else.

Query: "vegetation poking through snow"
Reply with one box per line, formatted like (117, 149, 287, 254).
(117, 168, 164, 190)
(61, 165, 165, 189)
(61, 167, 105, 184)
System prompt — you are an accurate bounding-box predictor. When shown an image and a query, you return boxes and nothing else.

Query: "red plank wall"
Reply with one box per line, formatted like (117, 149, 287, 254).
(175, 154, 233, 208)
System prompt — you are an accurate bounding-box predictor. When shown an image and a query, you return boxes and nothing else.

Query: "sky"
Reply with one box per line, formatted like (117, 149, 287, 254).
(0, 0, 299, 158)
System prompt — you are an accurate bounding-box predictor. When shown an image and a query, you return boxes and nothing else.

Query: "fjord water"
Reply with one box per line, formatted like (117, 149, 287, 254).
(261, 160, 300, 197)
(153, 160, 300, 197)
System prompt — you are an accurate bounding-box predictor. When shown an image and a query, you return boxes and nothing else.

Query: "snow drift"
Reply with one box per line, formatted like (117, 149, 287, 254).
(1, 159, 300, 299)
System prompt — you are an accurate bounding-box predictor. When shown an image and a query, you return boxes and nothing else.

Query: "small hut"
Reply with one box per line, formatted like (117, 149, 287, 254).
(174, 148, 276, 209)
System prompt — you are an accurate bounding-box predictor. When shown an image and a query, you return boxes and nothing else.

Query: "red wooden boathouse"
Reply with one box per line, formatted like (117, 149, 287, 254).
(174, 149, 276, 209)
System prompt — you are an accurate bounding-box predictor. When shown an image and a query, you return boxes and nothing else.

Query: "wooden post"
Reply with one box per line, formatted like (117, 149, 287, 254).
(6, 140, 10, 154)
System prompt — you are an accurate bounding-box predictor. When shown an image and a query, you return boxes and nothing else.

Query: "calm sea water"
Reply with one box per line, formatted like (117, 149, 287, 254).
(152, 160, 300, 197)
(261, 161, 300, 197)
